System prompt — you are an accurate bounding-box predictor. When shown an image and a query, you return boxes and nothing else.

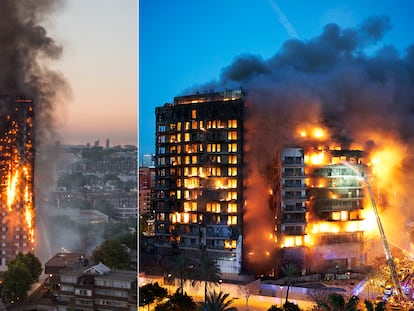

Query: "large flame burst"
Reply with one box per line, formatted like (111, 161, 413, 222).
(0, 98, 35, 252)
(285, 125, 403, 248)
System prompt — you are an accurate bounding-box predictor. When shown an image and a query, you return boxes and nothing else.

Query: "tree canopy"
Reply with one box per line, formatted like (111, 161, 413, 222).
(2, 261, 33, 303)
(155, 289, 197, 311)
(8, 252, 42, 283)
(91, 239, 131, 269)
(139, 282, 168, 306)
(203, 290, 238, 311)
(192, 253, 222, 304)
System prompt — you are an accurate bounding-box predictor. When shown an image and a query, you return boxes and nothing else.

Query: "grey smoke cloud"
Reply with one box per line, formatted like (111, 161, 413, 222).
(0, 0, 69, 142)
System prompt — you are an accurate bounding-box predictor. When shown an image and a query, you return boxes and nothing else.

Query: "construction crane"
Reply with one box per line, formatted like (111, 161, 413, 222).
(342, 161, 404, 301)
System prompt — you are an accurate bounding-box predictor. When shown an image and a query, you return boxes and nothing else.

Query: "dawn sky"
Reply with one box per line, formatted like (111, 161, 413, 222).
(139, 0, 414, 156)
(47, 0, 137, 146)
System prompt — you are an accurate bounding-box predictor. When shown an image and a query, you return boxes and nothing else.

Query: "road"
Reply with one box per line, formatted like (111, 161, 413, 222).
(139, 275, 316, 311)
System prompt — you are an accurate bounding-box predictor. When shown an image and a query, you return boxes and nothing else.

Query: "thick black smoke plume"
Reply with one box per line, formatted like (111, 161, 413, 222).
(188, 15, 414, 272)
(0, 0, 68, 143)
(0, 0, 70, 263)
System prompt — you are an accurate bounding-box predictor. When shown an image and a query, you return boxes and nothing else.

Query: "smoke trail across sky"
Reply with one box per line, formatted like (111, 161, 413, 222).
(268, 0, 299, 39)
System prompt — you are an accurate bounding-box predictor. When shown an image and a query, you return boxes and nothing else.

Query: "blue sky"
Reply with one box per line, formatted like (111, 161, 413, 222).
(139, 0, 414, 156)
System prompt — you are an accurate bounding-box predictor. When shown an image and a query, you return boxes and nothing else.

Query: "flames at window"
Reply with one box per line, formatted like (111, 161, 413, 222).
(0, 98, 35, 254)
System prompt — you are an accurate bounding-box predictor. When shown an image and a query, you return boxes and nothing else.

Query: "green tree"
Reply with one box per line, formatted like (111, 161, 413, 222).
(155, 289, 197, 311)
(192, 253, 221, 304)
(91, 239, 131, 269)
(169, 253, 193, 294)
(203, 290, 237, 311)
(281, 263, 298, 303)
(8, 252, 42, 283)
(2, 261, 32, 303)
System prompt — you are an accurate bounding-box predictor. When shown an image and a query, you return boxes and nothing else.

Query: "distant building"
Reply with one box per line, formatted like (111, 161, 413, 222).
(46, 207, 109, 224)
(107, 191, 138, 220)
(141, 153, 154, 167)
(139, 167, 155, 215)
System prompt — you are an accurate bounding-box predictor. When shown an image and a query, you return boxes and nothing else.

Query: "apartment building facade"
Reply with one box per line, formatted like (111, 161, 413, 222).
(55, 262, 137, 311)
(154, 90, 245, 273)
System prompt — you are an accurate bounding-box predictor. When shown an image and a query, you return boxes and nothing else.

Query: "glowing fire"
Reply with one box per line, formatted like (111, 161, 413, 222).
(0, 100, 35, 251)
(296, 126, 329, 141)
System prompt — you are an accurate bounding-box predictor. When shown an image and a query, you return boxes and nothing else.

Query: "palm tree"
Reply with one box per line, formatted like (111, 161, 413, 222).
(202, 290, 238, 311)
(192, 252, 222, 304)
(281, 262, 298, 304)
(170, 253, 193, 294)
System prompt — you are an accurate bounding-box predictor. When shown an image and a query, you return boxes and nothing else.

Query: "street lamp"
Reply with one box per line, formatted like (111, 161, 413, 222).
(280, 286, 284, 308)
(167, 273, 172, 294)
(219, 279, 223, 292)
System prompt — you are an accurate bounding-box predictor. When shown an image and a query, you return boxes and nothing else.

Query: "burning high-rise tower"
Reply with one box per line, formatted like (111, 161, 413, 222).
(0, 95, 35, 269)
(0, 1, 69, 265)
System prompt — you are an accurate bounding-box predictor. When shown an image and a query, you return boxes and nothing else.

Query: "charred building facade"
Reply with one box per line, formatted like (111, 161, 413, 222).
(0, 96, 35, 269)
(154, 90, 244, 273)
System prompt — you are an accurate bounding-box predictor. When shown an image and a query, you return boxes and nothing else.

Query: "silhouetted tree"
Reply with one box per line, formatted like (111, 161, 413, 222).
(155, 289, 197, 311)
(284, 301, 301, 311)
(345, 295, 359, 311)
(139, 282, 168, 306)
(281, 262, 298, 303)
(364, 299, 374, 311)
(169, 253, 193, 294)
(307, 288, 331, 309)
(203, 290, 237, 311)
(268, 305, 283, 311)
(328, 293, 345, 311)
(374, 301, 385, 311)
(192, 253, 221, 304)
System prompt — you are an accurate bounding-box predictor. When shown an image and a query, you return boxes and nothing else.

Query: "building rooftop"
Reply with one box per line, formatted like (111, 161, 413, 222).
(95, 269, 137, 282)
(45, 252, 84, 270)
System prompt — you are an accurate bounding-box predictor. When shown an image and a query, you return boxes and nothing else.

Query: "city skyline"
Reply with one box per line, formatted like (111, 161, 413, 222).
(139, 0, 413, 155)
(48, 0, 137, 147)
